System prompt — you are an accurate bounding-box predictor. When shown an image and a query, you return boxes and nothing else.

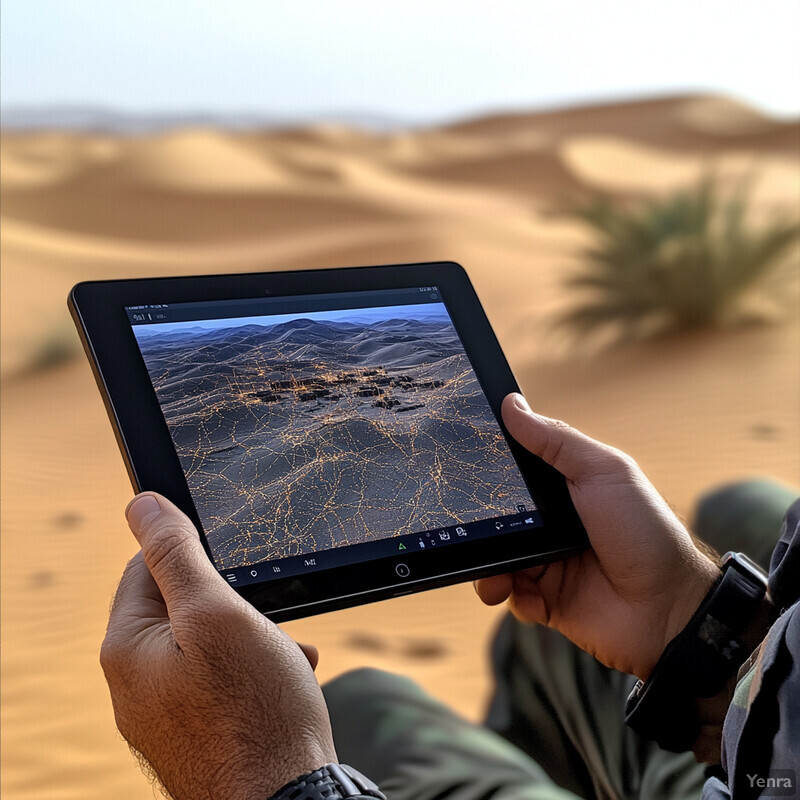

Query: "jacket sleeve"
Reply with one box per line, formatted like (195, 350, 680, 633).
(702, 498, 800, 799)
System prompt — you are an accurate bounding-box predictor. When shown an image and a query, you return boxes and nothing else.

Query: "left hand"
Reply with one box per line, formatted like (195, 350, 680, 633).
(100, 492, 337, 800)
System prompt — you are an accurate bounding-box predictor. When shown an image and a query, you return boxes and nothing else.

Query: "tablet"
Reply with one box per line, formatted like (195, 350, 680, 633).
(69, 261, 586, 620)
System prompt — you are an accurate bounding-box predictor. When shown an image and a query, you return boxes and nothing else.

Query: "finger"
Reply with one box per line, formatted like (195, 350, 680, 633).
(126, 492, 227, 612)
(502, 394, 619, 482)
(297, 642, 320, 671)
(104, 552, 169, 646)
(110, 551, 164, 618)
(507, 588, 549, 626)
(474, 574, 512, 605)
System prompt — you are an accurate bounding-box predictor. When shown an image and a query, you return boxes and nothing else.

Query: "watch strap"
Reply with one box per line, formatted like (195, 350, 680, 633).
(269, 763, 386, 800)
(625, 552, 769, 751)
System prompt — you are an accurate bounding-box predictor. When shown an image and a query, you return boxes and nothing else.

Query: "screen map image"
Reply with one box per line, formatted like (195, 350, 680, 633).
(133, 301, 534, 569)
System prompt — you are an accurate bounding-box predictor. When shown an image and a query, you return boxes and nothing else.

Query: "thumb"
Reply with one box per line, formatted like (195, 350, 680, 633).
(126, 492, 225, 611)
(502, 393, 623, 483)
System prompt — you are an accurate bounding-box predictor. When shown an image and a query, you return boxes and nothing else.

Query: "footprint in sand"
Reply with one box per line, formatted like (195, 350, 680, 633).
(344, 631, 448, 660)
(750, 423, 778, 440)
(52, 511, 84, 530)
(29, 570, 56, 588)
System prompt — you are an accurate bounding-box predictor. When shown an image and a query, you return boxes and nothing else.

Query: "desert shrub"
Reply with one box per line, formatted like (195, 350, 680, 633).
(557, 177, 799, 344)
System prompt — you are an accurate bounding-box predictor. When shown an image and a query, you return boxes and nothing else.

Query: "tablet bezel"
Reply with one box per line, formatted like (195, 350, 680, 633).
(69, 261, 587, 620)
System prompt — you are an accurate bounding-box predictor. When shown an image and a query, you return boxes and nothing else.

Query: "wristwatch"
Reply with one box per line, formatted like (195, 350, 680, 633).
(268, 763, 386, 800)
(625, 551, 770, 751)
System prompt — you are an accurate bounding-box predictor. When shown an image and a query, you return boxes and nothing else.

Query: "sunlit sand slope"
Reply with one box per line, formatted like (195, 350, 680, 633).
(2, 94, 798, 800)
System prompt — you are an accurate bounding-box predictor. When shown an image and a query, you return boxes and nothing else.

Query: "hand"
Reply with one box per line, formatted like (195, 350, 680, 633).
(476, 394, 720, 680)
(100, 492, 336, 800)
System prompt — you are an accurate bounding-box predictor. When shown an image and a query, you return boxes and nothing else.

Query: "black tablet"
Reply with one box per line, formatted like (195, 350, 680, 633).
(69, 261, 586, 621)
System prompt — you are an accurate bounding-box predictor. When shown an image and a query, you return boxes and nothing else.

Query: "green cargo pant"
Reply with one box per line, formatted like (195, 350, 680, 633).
(323, 479, 798, 800)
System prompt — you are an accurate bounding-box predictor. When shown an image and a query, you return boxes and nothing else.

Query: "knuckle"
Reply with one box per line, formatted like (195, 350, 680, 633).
(590, 442, 639, 478)
(181, 595, 251, 635)
(98, 639, 115, 671)
(99, 633, 128, 677)
(609, 447, 640, 474)
(541, 427, 567, 466)
(143, 523, 193, 573)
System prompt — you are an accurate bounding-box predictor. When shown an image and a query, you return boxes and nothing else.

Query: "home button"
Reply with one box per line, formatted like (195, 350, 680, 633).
(395, 563, 411, 578)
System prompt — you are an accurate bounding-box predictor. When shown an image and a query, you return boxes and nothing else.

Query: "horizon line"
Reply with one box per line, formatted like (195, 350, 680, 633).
(4, 90, 798, 134)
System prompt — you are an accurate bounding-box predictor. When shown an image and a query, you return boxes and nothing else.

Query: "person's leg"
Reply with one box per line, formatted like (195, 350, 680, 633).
(324, 667, 583, 800)
(486, 618, 705, 800)
(485, 478, 798, 800)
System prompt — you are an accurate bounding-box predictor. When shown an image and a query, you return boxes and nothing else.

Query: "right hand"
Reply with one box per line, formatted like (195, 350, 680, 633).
(475, 393, 720, 680)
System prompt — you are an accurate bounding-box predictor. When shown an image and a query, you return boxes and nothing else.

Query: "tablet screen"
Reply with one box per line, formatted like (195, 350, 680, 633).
(126, 286, 541, 587)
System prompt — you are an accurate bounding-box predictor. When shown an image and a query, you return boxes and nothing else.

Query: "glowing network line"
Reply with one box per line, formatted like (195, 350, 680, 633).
(138, 321, 533, 569)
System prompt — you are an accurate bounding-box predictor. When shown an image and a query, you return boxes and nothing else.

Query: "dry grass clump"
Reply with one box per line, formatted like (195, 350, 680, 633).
(557, 178, 799, 345)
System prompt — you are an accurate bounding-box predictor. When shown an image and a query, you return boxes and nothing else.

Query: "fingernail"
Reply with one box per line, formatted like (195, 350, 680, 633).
(126, 494, 161, 533)
(513, 393, 531, 413)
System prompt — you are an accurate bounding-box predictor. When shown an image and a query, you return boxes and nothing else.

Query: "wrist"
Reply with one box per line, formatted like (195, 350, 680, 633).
(216, 741, 337, 800)
(638, 554, 721, 681)
(258, 743, 338, 800)
(625, 552, 773, 754)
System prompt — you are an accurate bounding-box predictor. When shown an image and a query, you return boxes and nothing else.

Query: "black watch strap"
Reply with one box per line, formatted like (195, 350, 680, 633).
(269, 763, 386, 800)
(625, 552, 769, 751)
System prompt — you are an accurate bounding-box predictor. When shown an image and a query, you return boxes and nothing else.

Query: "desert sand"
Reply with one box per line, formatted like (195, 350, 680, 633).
(1, 94, 798, 800)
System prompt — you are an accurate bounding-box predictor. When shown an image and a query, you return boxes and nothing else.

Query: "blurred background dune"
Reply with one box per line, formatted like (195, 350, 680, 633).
(2, 2, 799, 798)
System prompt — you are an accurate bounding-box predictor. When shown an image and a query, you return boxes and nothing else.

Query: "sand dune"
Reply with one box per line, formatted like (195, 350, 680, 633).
(409, 147, 585, 199)
(445, 94, 798, 151)
(562, 136, 800, 201)
(1, 132, 123, 189)
(118, 129, 291, 191)
(2, 94, 799, 800)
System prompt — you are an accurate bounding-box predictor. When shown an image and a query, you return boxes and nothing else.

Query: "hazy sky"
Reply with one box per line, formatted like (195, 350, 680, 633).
(3, 0, 799, 119)
(133, 303, 451, 338)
